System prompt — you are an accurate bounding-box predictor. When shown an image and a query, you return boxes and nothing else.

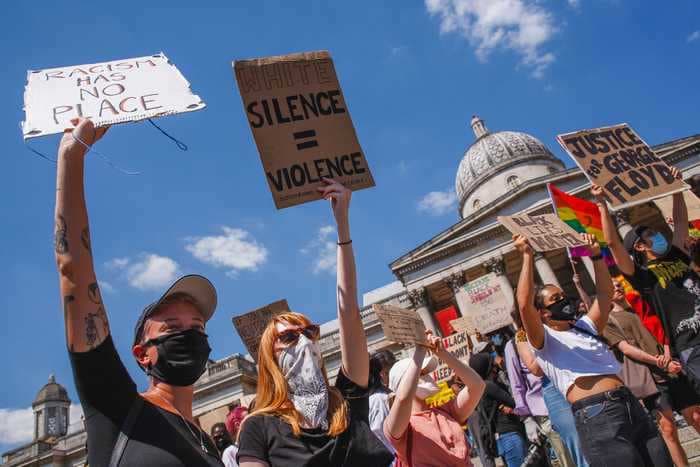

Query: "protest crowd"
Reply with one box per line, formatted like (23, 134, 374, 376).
(23, 49, 700, 467)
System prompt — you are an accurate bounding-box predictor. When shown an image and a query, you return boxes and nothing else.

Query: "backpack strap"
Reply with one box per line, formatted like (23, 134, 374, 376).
(108, 396, 145, 467)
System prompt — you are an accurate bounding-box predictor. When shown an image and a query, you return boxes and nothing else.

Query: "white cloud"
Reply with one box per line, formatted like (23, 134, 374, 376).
(0, 404, 83, 446)
(417, 189, 458, 215)
(0, 406, 33, 445)
(688, 30, 700, 43)
(98, 280, 115, 294)
(425, 0, 557, 78)
(567, 0, 580, 7)
(185, 227, 268, 276)
(301, 226, 337, 274)
(105, 257, 130, 270)
(126, 254, 180, 291)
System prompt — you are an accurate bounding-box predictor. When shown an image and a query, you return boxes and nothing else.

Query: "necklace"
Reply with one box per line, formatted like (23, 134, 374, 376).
(148, 391, 209, 455)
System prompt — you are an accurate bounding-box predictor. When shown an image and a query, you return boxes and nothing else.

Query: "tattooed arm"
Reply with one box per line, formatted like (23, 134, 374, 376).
(55, 118, 110, 353)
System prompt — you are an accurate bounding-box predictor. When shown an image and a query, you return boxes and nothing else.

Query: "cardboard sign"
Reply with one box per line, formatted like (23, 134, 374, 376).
(654, 191, 700, 225)
(557, 123, 687, 210)
(498, 213, 585, 252)
(232, 299, 290, 361)
(233, 50, 375, 209)
(372, 304, 427, 345)
(450, 315, 477, 334)
(22, 53, 205, 139)
(431, 330, 471, 383)
(455, 273, 513, 334)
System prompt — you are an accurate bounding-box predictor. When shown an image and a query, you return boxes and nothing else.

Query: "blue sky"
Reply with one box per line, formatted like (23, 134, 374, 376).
(1, 0, 698, 450)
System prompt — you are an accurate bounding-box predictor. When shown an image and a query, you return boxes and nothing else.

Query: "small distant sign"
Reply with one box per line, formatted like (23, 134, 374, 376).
(373, 304, 427, 346)
(498, 213, 585, 252)
(233, 299, 290, 361)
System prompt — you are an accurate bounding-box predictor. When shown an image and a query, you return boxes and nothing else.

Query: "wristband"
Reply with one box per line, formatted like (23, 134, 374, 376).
(337, 239, 352, 246)
(590, 254, 603, 261)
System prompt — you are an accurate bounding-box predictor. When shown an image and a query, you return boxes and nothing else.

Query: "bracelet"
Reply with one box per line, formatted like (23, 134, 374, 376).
(337, 239, 352, 246)
(590, 254, 603, 261)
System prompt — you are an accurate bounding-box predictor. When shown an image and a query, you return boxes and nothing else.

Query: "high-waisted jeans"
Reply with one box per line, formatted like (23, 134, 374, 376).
(571, 386, 672, 467)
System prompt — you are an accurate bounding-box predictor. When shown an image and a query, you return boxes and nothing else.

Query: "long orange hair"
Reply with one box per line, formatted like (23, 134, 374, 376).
(246, 312, 349, 437)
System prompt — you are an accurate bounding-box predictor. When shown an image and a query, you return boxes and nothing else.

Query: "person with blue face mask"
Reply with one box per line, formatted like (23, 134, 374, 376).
(594, 170, 700, 396)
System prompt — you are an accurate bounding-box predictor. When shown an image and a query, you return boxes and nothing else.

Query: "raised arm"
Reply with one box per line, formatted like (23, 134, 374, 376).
(384, 345, 425, 439)
(514, 235, 545, 349)
(515, 338, 544, 377)
(429, 332, 485, 424)
(572, 269, 592, 311)
(318, 178, 368, 386)
(670, 167, 689, 250)
(581, 233, 614, 333)
(593, 184, 634, 276)
(55, 118, 110, 353)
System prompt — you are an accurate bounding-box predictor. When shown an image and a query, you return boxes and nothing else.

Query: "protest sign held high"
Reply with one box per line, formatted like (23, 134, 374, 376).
(373, 304, 427, 346)
(233, 299, 290, 361)
(498, 213, 585, 252)
(455, 273, 512, 334)
(233, 51, 375, 209)
(22, 53, 205, 139)
(557, 123, 688, 210)
(431, 330, 471, 383)
(450, 315, 477, 334)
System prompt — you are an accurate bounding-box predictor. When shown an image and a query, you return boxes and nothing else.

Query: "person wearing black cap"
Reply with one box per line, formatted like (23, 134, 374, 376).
(54, 118, 224, 466)
(594, 173, 700, 395)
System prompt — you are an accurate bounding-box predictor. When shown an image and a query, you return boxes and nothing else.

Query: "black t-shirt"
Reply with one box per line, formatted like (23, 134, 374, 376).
(236, 369, 394, 467)
(69, 336, 224, 467)
(625, 246, 700, 352)
(481, 380, 525, 435)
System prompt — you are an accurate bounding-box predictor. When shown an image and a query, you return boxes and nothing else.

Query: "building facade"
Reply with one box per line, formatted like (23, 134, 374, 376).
(4, 118, 699, 465)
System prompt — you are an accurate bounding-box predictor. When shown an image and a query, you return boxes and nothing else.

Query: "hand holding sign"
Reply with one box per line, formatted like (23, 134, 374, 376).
(318, 178, 351, 229)
(60, 118, 109, 155)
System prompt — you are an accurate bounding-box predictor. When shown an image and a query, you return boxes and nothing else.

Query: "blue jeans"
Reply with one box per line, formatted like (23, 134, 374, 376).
(542, 377, 589, 467)
(496, 431, 527, 467)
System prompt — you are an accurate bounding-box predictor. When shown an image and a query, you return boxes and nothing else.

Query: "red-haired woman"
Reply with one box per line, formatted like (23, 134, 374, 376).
(237, 179, 394, 467)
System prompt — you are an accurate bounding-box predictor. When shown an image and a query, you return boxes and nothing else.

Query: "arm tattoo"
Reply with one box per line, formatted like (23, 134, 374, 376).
(85, 306, 109, 348)
(87, 282, 102, 304)
(81, 227, 91, 252)
(54, 215, 68, 254)
(85, 313, 99, 347)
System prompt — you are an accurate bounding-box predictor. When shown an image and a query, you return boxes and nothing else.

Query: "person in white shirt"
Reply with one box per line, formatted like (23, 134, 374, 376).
(514, 232, 672, 466)
(368, 349, 397, 456)
(212, 422, 238, 467)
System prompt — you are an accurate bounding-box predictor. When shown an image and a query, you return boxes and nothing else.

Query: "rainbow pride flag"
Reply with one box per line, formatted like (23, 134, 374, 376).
(548, 184, 615, 265)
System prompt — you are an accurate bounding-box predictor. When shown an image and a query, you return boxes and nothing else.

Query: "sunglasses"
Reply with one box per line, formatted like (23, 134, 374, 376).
(277, 324, 321, 346)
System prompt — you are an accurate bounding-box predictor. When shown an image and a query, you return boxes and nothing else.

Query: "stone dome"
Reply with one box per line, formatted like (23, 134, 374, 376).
(32, 374, 70, 408)
(455, 116, 564, 218)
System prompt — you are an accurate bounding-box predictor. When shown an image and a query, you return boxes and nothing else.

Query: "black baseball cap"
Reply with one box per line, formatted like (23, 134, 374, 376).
(133, 274, 217, 347)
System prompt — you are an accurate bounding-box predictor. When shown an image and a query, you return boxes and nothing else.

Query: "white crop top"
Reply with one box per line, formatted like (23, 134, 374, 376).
(533, 315, 620, 398)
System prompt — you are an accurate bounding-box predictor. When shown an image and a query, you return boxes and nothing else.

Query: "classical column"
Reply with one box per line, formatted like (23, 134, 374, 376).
(613, 209, 633, 239)
(407, 287, 438, 334)
(485, 256, 516, 317)
(534, 252, 561, 287)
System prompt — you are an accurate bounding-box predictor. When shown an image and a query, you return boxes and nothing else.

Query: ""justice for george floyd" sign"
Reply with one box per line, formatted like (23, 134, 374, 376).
(22, 53, 205, 139)
(557, 123, 687, 210)
(234, 50, 375, 209)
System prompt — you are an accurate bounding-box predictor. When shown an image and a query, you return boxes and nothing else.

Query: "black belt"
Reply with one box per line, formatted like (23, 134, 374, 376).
(571, 386, 630, 412)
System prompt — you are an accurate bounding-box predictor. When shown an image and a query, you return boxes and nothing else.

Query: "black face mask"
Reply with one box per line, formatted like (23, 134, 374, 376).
(546, 297, 579, 321)
(213, 434, 231, 452)
(144, 329, 211, 386)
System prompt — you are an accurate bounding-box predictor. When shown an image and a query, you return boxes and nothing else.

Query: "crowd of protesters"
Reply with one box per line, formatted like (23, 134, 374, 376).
(52, 120, 700, 466)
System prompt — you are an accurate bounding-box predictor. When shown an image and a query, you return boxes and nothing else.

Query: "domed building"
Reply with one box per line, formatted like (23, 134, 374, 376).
(456, 116, 564, 218)
(32, 375, 71, 441)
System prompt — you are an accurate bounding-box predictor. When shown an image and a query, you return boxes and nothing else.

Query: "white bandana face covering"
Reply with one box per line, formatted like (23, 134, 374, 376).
(415, 375, 440, 400)
(278, 334, 329, 430)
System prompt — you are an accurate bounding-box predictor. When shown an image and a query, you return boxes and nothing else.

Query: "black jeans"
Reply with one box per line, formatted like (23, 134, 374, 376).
(572, 386, 672, 467)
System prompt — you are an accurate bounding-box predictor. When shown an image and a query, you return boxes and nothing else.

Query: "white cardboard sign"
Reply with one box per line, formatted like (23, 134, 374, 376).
(22, 52, 205, 139)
